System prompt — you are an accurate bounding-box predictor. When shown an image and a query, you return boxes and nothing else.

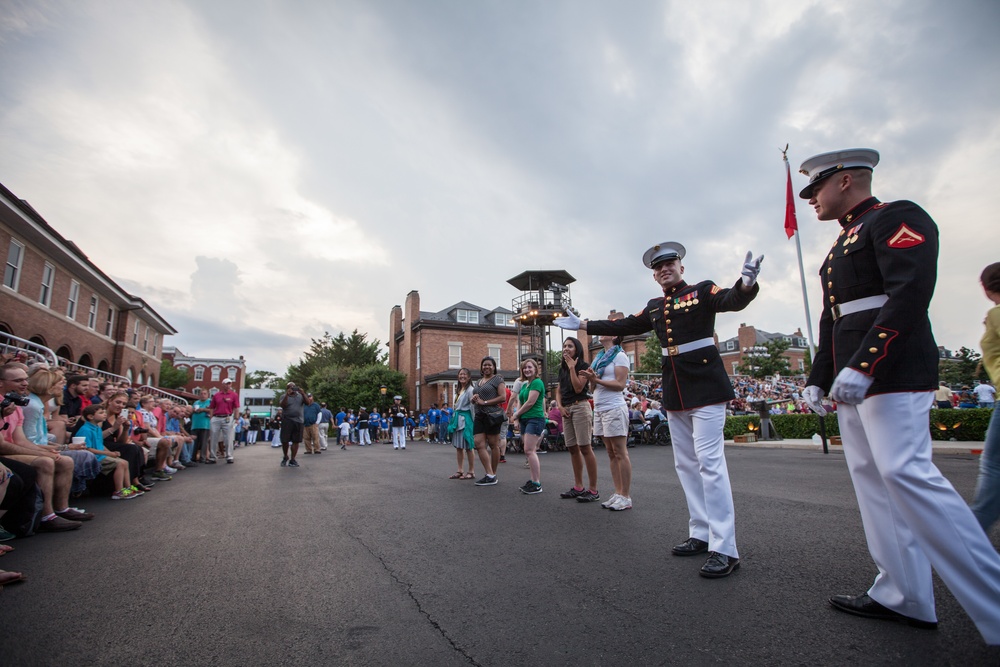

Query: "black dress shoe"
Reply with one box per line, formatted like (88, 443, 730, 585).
(699, 552, 740, 578)
(829, 594, 937, 629)
(671, 537, 709, 557)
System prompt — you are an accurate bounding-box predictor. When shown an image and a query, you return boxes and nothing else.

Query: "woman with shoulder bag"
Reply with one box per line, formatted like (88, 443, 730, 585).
(471, 356, 506, 486)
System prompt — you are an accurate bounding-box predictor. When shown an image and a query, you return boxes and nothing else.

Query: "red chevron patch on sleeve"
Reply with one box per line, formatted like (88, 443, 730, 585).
(887, 223, 925, 248)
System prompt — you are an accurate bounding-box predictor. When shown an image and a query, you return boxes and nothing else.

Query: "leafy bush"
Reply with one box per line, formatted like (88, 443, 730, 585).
(723, 408, 992, 441)
(928, 408, 992, 441)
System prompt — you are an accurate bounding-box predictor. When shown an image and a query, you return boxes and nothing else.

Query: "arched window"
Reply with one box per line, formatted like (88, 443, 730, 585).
(78, 353, 93, 368)
(137, 370, 145, 385)
(55, 345, 73, 361)
(126, 368, 134, 384)
(97, 359, 110, 372)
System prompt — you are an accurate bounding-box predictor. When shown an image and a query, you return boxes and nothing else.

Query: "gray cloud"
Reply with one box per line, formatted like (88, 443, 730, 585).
(2, 0, 998, 373)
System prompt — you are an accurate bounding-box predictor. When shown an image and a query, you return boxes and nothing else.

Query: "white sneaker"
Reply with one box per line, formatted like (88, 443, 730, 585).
(163, 465, 178, 474)
(609, 496, 632, 511)
(601, 493, 622, 509)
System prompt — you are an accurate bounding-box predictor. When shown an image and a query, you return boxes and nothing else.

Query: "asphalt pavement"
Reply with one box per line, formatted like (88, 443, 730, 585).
(2, 439, 998, 666)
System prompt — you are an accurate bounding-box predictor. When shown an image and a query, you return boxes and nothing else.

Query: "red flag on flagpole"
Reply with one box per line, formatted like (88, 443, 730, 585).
(783, 155, 798, 239)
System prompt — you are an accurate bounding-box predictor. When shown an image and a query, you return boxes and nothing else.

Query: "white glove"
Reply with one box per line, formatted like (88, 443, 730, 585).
(741, 251, 764, 287)
(802, 385, 827, 416)
(553, 312, 581, 330)
(829, 368, 874, 405)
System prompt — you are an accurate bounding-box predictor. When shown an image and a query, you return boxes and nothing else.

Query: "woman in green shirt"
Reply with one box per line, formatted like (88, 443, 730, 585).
(511, 358, 545, 495)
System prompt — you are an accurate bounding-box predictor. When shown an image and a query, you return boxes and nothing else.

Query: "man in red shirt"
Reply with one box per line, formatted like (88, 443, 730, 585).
(209, 379, 240, 464)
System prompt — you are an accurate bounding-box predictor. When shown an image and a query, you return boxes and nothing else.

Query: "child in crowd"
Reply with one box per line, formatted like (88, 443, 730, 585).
(74, 404, 141, 501)
(338, 418, 350, 450)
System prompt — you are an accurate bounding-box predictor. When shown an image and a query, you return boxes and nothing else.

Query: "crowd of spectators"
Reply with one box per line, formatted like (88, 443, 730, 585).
(0, 349, 248, 590)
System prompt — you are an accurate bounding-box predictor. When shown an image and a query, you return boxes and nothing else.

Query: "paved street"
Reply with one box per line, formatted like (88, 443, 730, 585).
(3, 440, 999, 666)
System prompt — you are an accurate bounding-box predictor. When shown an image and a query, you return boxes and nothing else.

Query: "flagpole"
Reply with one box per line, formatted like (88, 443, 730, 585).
(782, 146, 817, 361)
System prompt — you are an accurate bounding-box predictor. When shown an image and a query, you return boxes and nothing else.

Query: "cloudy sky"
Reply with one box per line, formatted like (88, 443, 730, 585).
(1, 0, 997, 374)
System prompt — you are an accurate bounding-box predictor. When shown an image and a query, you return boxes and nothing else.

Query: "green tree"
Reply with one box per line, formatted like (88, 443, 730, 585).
(308, 364, 407, 412)
(638, 334, 661, 373)
(939, 346, 989, 386)
(244, 370, 280, 389)
(286, 329, 385, 390)
(736, 338, 792, 379)
(159, 359, 190, 389)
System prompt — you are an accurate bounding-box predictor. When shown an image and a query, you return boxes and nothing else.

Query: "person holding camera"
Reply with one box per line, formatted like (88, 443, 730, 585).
(279, 382, 305, 467)
(0, 363, 85, 530)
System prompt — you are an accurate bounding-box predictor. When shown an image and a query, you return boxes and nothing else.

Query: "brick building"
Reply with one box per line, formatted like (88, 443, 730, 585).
(389, 291, 521, 410)
(0, 180, 176, 384)
(161, 347, 246, 399)
(585, 309, 808, 380)
(717, 323, 809, 377)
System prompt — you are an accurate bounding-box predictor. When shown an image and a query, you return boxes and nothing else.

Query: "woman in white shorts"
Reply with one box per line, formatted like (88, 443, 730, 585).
(581, 333, 632, 510)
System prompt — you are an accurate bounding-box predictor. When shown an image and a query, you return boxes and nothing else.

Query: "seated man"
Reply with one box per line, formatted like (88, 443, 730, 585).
(164, 405, 196, 466)
(0, 363, 88, 530)
(0, 449, 42, 538)
(133, 395, 183, 481)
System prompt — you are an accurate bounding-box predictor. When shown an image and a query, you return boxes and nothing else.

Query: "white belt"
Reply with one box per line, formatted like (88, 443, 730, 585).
(832, 294, 888, 321)
(662, 337, 715, 357)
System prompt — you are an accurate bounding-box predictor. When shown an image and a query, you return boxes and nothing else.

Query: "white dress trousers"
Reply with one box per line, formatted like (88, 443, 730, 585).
(838, 391, 1000, 644)
(666, 403, 739, 559)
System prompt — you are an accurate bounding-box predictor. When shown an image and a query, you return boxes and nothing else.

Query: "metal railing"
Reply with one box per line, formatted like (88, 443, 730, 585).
(0, 332, 188, 405)
(0, 332, 59, 366)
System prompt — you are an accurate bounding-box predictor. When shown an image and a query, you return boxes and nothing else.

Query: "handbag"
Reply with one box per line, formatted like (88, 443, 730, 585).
(484, 411, 505, 428)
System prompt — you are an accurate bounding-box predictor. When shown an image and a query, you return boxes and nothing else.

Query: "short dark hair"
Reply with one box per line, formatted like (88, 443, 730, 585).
(67, 374, 89, 385)
(82, 404, 106, 420)
(981, 262, 1000, 293)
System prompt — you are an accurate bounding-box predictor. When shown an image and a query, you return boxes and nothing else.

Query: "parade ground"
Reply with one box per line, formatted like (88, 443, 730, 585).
(3, 440, 998, 666)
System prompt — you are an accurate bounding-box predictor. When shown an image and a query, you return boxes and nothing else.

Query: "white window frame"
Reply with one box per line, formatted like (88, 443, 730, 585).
(211, 367, 221, 381)
(104, 307, 115, 337)
(132, 319, 139, 346)
(66, 280, 80, 319)
(153, 333, 159, 355)
(627, 352, 636, 369)
(87, 294, 99, 329)
(448, 342, 462, 369)
(415, 342, 420, 370)
(194, 366, 205, 381)
(488, 344, 501, 369)
(456, 309, 479, 324)
(39, 262, 55, 306)
(3, 239, 24, 291)
(143, 326, 149, 352)
(226, 367, 237, 381)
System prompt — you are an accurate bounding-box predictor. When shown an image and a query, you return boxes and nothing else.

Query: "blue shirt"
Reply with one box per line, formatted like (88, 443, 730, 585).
(303, 403, 322, 426)
(335, 411, 346, 425)
(428, 408, 440, 424)
(78, 421, 107, 460)
(191, 399, 211, 430)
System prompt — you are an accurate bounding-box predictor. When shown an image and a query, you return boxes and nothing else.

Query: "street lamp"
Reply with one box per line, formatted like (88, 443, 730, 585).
(380, 384, 387, 413)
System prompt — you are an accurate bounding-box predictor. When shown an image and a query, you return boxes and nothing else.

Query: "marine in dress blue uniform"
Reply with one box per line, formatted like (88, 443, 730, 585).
(800, 148, 1000, 643)
(556, 242, 762, 578)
